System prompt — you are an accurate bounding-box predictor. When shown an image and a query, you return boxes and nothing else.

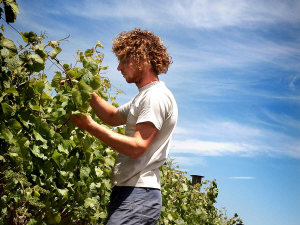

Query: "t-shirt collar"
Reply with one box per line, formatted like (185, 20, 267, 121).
(138, 80, 161, 92)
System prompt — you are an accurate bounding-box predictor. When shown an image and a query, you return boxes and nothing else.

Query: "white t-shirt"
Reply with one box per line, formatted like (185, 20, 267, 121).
(111, 81, 178, 189)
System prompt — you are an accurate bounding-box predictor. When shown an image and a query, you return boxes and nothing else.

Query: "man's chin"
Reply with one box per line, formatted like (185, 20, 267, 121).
(124, 77, 134, 83)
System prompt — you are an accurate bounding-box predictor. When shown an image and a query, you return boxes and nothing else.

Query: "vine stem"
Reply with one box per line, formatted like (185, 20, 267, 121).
(47, 57, 64, 73)
(1, 17, 21, 35)
(55, 118, 70, 133)
(21, 60, 30, 68)
(58, 34, 70, 42)
(47, 54, 74, 87)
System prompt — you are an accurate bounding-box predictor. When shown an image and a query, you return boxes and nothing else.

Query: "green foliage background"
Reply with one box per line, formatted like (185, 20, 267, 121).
(0, 1, 243, 224)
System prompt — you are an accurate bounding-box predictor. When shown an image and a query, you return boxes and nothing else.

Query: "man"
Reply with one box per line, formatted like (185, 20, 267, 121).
(70, 28, 178, 224)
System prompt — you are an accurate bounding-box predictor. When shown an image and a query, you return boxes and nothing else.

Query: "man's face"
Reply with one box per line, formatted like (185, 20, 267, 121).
(117, 59, 143, 84)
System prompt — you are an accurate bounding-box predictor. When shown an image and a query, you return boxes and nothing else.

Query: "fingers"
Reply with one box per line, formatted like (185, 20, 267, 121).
(60, 79, 78, 86)
(69, 113, 93, 131)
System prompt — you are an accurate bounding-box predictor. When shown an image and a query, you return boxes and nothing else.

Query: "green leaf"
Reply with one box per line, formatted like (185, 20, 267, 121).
(100, 66, 109, 70)
(2, 38, 17, 53)
(36, 120, 55, 139)
(64, 156, 78, 171)
(83, 56, 98, 75)
(71, 110, 90, 116)
(63, 64, 70, 70)
(33, 80, 45, 93)
(84, 48, 94, 57)
(29, 53, 43, 64)
(58, 144, 69, 154)
(95, 211, 107, 219)
(27, 219, 37, 225)
(34, 190, 40, 197)
(52, 150, 63, 169)
(5, 86, 18, 96)
(6, 57, 20, 70)
(20, 32, 29, 42)
(102, 179, 111, 189)
(72, 88, 83, 106)
(32, 145, 47, 160)
(90, 75, 101, 90)
(6, 1, 20, 14)
(167, 213, 174, 221)
(182, 183, 188, 192)
(82, 71, 94, 85)
(1, 125, 14, 144)
(72, 80, 92, 108)
(51, 46, 62, 59)
(20, 31, 40, 44)
(57, 188, 69, 199)
(80, 167, 91, 180)
(49, 41, 59, 48)
(51, 72, 62, 90)
(97, 40, 104, 49)
(0, 92, 7, 102)
(68, 68, 81, 79)
(35, 44, 47, 59)
(54, 213, 61, 223)
(95, 166, 103, 177)
(105, 157, 115, 167)
(41, 91, 52, 106)
(1, 48, 11, 58)
(1, 102, 15, 117)
(0, 155, 6, 162)
(29, 54, 45, 72)
(78, 79, 92, 94)
(112, 100, 119, 108)
(84, 197, 97, 209)
(3, 79, 11, 89)
(33, 130, 47, 143)
(98, 89, 108, 101)
(8, 118, 22, 131)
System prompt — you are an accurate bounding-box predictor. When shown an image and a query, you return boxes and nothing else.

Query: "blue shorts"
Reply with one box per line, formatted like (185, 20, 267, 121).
(106, 186, 162, 225)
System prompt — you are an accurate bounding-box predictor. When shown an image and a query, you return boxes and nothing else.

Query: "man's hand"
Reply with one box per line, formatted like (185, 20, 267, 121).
(69, 113, 95, 131)
(71, 116, 159, 159)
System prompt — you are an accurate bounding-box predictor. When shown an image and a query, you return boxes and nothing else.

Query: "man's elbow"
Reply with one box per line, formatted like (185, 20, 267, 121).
(131, 146, 147, 159)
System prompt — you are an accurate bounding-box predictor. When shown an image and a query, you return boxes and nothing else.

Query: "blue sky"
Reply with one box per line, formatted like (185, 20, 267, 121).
(4, 0, 300, 224)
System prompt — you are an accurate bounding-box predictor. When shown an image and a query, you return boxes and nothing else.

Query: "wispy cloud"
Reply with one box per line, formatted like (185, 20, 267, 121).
(172, 119, 300, 158)
(174, 126, 190, 135)
(229, 177, 255, 179)
(169, 155, 206, 167)
(166, 30, 300, 103)
(169, 31, 300, 73)
(171, 139, 260, 157)
(288, 75, 300, 91)
(261, 109, 300, 131)
(63, 0, 300, 29)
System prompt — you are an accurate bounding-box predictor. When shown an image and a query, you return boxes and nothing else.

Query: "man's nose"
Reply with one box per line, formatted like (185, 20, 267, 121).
(117, 62, 123, 71)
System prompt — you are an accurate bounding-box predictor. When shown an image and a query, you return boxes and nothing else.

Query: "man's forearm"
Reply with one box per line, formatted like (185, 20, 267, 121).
(85, 120, 146, 159)
(89, 92, 125, 126)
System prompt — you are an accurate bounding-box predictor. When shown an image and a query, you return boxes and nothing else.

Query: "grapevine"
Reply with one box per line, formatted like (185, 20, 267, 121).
(0, 1, 243, 224)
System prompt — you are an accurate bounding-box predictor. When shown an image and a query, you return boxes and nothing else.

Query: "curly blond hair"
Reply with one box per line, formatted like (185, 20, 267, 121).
(112, 28, 172, 75)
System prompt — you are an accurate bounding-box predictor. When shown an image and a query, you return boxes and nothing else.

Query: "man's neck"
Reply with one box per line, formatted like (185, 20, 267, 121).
(136, 69, 159, 89)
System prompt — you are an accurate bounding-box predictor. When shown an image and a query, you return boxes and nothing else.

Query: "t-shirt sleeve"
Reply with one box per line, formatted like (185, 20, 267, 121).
(118, 101, 131, 120)
(136, 91, 170, 130)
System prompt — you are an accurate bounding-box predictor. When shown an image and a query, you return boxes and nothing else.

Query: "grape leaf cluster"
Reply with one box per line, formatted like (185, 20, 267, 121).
(0, 25, 121, 224)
